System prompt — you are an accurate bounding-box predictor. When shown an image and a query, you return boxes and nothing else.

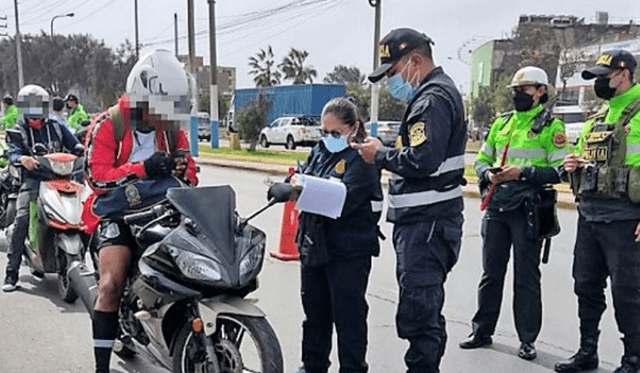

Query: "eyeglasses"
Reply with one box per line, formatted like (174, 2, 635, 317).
(320, 129, 343, 138)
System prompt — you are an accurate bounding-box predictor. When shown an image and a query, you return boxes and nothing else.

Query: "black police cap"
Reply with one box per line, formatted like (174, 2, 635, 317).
(582, 49, 638, 80)
(368, 28, 434, 83)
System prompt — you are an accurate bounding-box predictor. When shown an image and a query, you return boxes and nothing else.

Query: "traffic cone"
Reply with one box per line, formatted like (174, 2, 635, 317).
(270, 167, 300, 261)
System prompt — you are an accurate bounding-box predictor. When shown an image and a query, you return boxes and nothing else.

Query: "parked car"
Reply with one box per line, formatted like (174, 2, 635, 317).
(259, 115, 322, 149)
(365, 121, 401, 147)
(197, 112, 211, 141)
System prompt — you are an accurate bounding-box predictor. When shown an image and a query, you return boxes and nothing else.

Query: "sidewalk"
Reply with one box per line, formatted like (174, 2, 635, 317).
(194, 152, 577, 210)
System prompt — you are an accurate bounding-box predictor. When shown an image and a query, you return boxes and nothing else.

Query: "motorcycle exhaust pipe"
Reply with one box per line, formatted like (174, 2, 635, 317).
(68, 261, 98, 318)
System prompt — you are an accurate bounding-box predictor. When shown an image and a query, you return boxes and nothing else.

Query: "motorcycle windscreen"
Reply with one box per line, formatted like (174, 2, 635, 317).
(166, 185, 236, 260)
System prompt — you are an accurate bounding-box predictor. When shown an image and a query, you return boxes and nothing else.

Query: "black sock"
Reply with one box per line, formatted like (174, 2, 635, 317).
(92, 310, 118, 373)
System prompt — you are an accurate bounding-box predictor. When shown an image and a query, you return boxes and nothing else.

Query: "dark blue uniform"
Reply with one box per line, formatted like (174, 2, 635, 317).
(374, 67, 466, 373)
(5, 118, 79, 280)
(296, 142, 383, 373)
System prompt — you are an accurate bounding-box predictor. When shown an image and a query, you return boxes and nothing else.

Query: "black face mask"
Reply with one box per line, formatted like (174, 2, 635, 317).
(594, 76, 617, 100)
(513, 91, 534, 112)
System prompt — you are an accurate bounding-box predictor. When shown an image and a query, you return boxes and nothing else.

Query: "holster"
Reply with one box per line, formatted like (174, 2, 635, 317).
(297, 213, 330, 267)
(524, 186, 561, 240)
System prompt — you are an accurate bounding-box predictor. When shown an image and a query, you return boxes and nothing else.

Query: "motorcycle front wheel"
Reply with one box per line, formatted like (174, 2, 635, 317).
(57, 252, 80, 303)
(172, 314, 283, 373)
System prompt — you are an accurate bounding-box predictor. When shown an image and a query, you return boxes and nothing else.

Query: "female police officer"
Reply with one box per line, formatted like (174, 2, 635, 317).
(459, 66, 568, 360)
(289, 97, 383, 373)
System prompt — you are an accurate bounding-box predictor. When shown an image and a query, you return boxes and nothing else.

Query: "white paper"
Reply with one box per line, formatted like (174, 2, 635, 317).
(296, 175, 347, 219)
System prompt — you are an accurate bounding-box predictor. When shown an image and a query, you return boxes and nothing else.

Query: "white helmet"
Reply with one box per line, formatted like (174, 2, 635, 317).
(17, 84, 50, 119)
(508, 66, 549, 88)
(126, 49, 192, 125)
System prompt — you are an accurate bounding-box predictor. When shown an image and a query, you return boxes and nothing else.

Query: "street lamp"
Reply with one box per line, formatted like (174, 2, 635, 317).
(50, 13, 74, 41)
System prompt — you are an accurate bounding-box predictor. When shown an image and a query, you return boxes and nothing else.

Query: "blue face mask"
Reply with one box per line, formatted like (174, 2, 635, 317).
(322, 134, 349, 153)
(387, 60, 418, 102)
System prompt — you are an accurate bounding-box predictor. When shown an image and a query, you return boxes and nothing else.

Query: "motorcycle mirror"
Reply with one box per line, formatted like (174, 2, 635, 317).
(267, 183, 298, 203)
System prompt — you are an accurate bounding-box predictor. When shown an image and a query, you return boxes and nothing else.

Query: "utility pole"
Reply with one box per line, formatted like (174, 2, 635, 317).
(187, 0, 198, 155)
(369, 0, 381, 137)
(208, 0, 219, 148)
(13, 0, 23, 88)
(174, 13, 178, 57)
(134, 0, 139, 60)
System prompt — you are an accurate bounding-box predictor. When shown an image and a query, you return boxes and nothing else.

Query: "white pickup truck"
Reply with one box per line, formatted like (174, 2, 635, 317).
(259, 115, 322, 149)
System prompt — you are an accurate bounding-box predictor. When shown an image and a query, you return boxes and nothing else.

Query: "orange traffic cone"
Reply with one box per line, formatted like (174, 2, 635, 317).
(270, 167, 300, 261)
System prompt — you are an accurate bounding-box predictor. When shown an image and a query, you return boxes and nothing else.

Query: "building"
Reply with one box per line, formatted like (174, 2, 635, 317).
(176, 55, 237, 97)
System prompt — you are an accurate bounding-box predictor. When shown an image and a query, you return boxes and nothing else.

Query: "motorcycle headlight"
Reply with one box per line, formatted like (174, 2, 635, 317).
(239, 239, 265, 283)
(168, 248, 222, 282)
(49, 159, 75, 176)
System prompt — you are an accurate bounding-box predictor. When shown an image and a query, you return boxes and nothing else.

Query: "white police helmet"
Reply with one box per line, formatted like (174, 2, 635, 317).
(508, 66, 549, 88)
(126, 49, 192, 125)
(17, 84, 50, 119)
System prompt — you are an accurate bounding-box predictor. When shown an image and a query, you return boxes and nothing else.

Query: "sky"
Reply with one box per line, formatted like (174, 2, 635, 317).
(1, 0, 639, 95)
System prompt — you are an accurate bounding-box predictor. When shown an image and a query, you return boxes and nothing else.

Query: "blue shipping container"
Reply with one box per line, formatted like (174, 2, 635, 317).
(234, 84, 346, 125)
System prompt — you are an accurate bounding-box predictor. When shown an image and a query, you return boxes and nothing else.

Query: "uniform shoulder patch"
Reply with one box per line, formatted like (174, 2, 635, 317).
(553, 131, 567, 148)
(334, 159, 346, 175)
(409, 121, 429, 147)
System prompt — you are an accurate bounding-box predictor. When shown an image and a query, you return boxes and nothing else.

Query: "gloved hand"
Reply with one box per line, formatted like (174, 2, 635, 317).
(144, 152, 175, 178)
(267, 182, 298, 202)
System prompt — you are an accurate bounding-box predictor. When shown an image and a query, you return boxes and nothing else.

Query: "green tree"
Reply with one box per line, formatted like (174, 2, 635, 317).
(237, 94, 272, 151)
(471, 86, 495, 130)
(324, 65, 364, 84)
(248, 46, 281, 87)
(279, 48, 317, 84)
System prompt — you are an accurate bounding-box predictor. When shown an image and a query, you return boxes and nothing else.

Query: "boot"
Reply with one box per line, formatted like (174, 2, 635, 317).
(613, 355, 640, 373)
(554, 331, 599, 373)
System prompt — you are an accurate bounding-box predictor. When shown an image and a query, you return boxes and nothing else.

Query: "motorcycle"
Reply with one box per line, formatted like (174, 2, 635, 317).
(70, 183, 292, 373)
(19, 149, 86, 303)
(0, 145, 20, 231)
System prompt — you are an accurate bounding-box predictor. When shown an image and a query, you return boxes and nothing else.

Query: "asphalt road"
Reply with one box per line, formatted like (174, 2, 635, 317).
(0, 165, 626, 373)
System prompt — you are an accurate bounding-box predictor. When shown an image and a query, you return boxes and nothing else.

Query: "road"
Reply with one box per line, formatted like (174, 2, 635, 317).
(0, 165, 624, 373)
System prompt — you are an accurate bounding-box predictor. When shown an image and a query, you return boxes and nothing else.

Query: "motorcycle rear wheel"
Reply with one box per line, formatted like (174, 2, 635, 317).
(172, 314, 283, 373)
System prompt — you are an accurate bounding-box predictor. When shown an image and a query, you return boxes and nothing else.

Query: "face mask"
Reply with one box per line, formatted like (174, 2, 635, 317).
(594, 76, 617, 100)
(513, 91, 535, 112)
(27, 118, 44, 129)
(322, 133, 349, 153)
(388, 59, 419, 102)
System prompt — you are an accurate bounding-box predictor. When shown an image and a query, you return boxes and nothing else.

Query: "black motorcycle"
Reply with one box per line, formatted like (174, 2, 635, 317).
(0, 146, 20, 231)
(70, 184, 292, 373)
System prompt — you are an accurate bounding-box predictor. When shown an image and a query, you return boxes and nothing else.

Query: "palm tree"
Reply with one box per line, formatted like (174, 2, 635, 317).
(279, 48, 317, 84)
(248, 46, 281, 87)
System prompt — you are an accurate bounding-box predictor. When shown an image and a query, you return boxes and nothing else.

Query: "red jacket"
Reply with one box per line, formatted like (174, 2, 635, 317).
(82, 95, 198, 233)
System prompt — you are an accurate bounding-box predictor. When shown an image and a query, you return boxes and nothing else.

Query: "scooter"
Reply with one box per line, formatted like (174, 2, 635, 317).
(20, 151, 86, 303)
(70, 183, 293, 373)
(0, 145, 20, 231)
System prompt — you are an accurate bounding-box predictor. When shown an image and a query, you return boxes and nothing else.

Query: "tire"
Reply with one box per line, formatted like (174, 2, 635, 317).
(261, 135, 270, 148)
(57, 252, 80, 303)
(172, 314, 283, 373)
(285, 136, 296, 150)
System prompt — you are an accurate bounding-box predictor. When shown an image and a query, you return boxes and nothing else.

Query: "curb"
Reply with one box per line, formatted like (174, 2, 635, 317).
(196, 154, 578, 210)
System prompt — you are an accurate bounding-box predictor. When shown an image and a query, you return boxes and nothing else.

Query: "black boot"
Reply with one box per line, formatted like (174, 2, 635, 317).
(613, 355, 640, 373)
(554, 332, 599, 373)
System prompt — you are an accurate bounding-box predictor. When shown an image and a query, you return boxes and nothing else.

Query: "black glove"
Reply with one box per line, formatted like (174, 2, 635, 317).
(73, 143, 85, 156)
(267, 182, 297, 202)
(144, 152, 175, 178)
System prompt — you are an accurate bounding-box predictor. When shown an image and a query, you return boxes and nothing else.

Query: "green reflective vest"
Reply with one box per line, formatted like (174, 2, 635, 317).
(477, 105, 569, 171)
(67, 103, 90, 131)
(1, 104, 20, 129)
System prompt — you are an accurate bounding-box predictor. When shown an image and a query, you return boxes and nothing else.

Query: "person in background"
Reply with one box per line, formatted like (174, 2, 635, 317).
(64, 93, 90, 132)
(556, 50, 640, 373)
(49, 97, 68, 128)
(287, 97, 383, 373)
(353, 28, 466, 373)
(459, 66, 568, 360)
(1, 95, 20, 130)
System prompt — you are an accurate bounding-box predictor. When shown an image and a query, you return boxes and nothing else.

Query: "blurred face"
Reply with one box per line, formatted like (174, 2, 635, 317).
(66, 100, 77, 110)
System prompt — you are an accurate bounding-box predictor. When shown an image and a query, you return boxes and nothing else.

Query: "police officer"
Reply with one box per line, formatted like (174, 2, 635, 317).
(64, 93, 90, 132)
(1, 94, 20, 129)
(2, 85, 81, 292)
(459, 66, 568, 360)
(354, 28, 466, 373)
(556, 50, 640, 373)
(288, 97, 383, 373)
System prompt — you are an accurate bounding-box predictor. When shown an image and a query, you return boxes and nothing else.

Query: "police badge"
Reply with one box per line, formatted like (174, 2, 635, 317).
(125, 184, 142, 207)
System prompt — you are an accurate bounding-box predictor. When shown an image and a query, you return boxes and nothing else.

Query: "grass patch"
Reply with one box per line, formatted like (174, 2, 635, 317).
(198, 145, 308, 165)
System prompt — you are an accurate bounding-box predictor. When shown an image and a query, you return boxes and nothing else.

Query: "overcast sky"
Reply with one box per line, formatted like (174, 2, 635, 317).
(2, 0, 639, 94)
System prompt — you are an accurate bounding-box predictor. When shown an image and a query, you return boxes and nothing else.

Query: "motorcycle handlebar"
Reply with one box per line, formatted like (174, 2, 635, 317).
(123, 205, 166, 225)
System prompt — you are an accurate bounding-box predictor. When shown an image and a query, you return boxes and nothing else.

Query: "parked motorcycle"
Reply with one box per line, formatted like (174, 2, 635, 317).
(70, 183, 292, 373)
(19, 151, 86, 303)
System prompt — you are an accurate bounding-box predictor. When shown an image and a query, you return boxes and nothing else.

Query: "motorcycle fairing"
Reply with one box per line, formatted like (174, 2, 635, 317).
(198, 295, 265, 336)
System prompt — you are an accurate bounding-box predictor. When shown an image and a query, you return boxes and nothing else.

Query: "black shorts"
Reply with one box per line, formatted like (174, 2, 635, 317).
(95, 220, 136, 252)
